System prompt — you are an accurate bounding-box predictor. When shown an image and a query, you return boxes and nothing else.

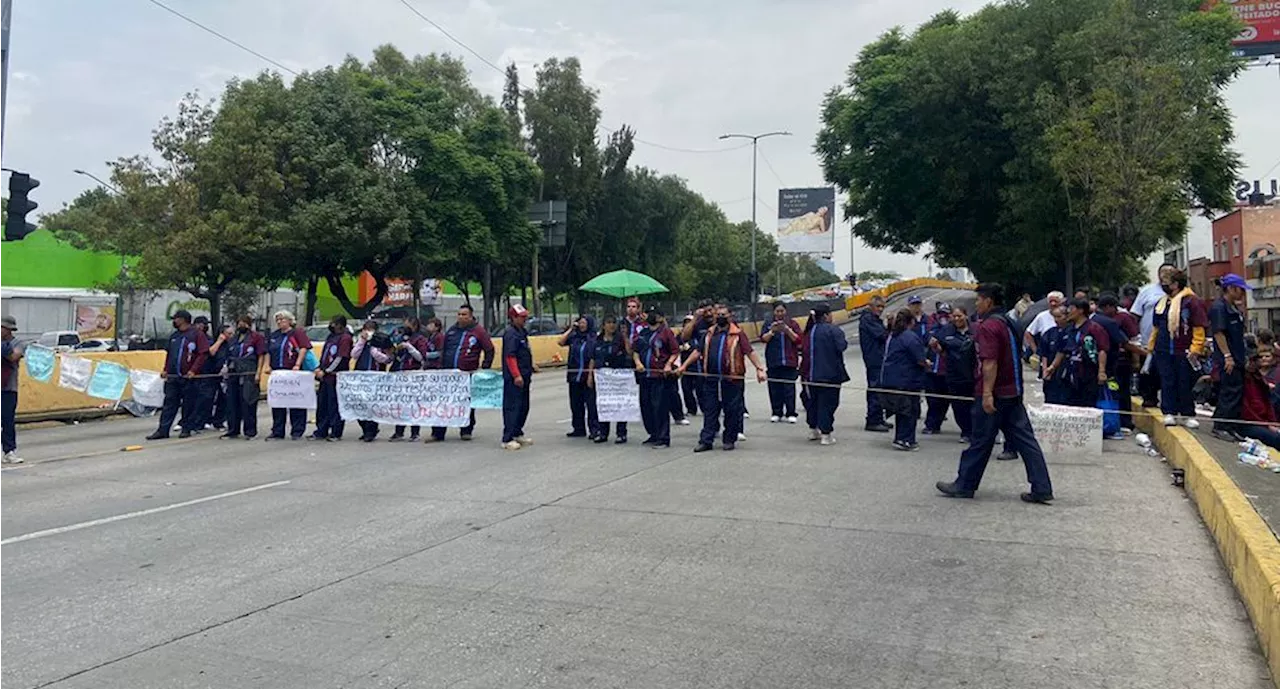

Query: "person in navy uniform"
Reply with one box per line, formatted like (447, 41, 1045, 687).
(190, 316, 223, 432)
(431, 305, 495, 442)
(800, 303, 849, 445)
(421, 318, 445, 370)
(633, 306, 679, 448)
(147, 309, 210, 440)
(311, 315, 352, 441)
(678, 303, 767, 452)
(1036, 305, 1070, 405)
(589, 315, 632, 444)
(1211, 274, 1251, 442)
(881, 309, 930, 451)
(858, 296, 891, 432)
(1044, 298, 1110, 411)
(762, 302, 802, 423)
(205, 323, 234, 431)
(931, 306, 976, 443)
(559, 314, 599, 439)
(937, 283, 1054, 503)
(501, 305, 535, 450)
(351, 319, 392, 442)
(265, 310, 313, 440)
(389, 318, 430, 441)
(677, 315, 701, 418)
(222, 315, 267, 440)
(922, 303, 953, 435)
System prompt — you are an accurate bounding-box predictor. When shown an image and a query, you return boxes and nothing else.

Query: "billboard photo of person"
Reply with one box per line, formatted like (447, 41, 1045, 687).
(776, 187, 837, 254)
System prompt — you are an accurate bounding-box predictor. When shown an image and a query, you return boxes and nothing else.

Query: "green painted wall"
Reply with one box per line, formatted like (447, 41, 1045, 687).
(0, 231, 124, 288)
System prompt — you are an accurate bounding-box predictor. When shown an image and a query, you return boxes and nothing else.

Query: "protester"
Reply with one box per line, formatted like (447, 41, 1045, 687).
(799, 303, 850, 445)
(431, 305, 494, 442)
(677, 315, 700, 418)
(1239, 350, 1280, 449)
(1097, 293, 1144, 432)
(205, 323, 234, 431)
(421, 318, 445, 369)
(590, 315, 631, 444)
(1037, 306, 1070, 404)
(624, 297, 646, 343)
(1133, 264, 1179, 408)
(679, 303, 766, 452)
(192, 316, 224, 432)
(264, 310, 312, 440)
(501, 305, 535, 450)
(311, 315, 352, 441)
(633, 306, 679, 448)
(1148, 269, 1207, 428)
(907, 296, 927, 335)
(1046, 298, 1109, 412)
(148, 309, 210, 440)
(922, 303, 953, 435)
(1024, 291, 1065, 357)
(559, 314, 599, 439)
(937, 283, 1055, 503)
(389, 318, 429, 441)
(932, 305, 976, 443)
(659, 313, 689, 427)
(352, 319, 392, 442)
(2, 315, 26, 463)
(858, 295, 891, 432)
(222, 315, 266, 440)
(1211, 274, 1250, 442)
(761, 302, 801, 423)
(882, 309, 930, 451)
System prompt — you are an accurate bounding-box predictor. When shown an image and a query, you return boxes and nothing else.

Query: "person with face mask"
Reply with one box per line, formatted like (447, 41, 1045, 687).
(678, 304, 767, 451)
(931, 306, 976, 443)
(389, 317, 429, 441)
(1146, 270, 1207, 428)
(421, 318, 445, 369)
(859, 296, 891, 432)
(799, 303, 850, 445)
(311, 315, 353, 441)
(632, 306, 680, 448)
(265, 310, 313, 440)
(590, 315, 631, 443)
(222, 315, 267, 440)
(1133, 264, 1179, 407)
(922, 303, 953, 436)
(206, 323, 235, 432)
(192, 317, 227, 433)
(431, 305, 495, 443)
(762, 302, 802, 423)
(351, 319, 392, 442)
(559, 314, 599, 439)
(1044, 298, 1110, 413)
(147, 310, 210, 440)
(501, 305, 535, 450)
(677, 315, 701, 418)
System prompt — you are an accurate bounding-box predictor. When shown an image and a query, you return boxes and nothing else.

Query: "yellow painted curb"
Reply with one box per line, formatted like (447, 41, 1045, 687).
(1134, 406, 1280, 687)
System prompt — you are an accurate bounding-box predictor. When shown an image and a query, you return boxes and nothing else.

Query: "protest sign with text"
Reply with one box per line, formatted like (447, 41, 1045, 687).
(267, 370, 318, 409)
(1027, 403, 1102, 457)
(337, 370, 473, 427)
(594, 369, 642, 422)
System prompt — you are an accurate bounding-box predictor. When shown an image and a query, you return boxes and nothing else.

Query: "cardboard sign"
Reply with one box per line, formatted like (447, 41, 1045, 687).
(337, 370, 472, 427)
(1027, 403, 1103, 457)
(267, 370, 317, 410)
(595, 369, 642, 422)
(86, 360, 130, 401)
(129, 369, 166, 408)
(469, 370, 503, 410)
(58, 356, 93, 393)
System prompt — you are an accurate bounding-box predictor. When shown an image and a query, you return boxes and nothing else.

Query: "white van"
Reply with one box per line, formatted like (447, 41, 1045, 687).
(37, 331, 82, 352)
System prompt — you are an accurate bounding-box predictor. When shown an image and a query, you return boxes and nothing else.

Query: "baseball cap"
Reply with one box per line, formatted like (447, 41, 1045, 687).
(907, 295, 923, 305)
(1221, 273, 1252, 290)
(508, 304, 529, 319)
(1, 315, 16, 330)
(193, 315, 210, 325)
(936, 302, 953, 314)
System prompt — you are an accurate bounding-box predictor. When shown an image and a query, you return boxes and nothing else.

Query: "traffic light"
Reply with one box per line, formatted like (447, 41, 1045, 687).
(4, 171, 40, 241)
(746, 270, 760, 296)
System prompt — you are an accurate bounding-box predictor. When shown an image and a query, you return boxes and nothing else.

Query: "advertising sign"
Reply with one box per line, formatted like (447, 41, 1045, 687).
(75, 303, 116, 339)
(776, 188, 836, 254)
(357, 274, 445, 307)
(1206, 1, 1280, 57)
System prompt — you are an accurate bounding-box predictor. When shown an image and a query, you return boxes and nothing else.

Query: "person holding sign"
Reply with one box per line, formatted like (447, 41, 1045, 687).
(265, 310, 313, 440)
(678, 304, 767, 452)
(559, 314, 599, 439)
(633, 306, 680, 449)
(937, 283, 1054, 504)
(147, 310, 210, 441)
(312, 315, 353, 441)
(351, 320, 392, 442)
(590, 315, 632, 444)
(501, 305, 535, 451)
(389, 318, 430, 442)
(222, 315, 267, 440)
(761, 302, 802, 424)
(430, 305, 494, 443)
(2, 315, 26, 463)
(421, 318, 445, 370)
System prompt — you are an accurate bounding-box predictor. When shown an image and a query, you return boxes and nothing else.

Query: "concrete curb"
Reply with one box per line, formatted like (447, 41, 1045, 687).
(1134, 406, 1280, 687)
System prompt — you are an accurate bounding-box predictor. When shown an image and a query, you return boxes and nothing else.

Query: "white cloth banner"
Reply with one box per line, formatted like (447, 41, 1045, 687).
(129, 369, 166, 408)
(1027, 403, 1102, 458)
(337, 370, 472, 427)
(58, 355, 93, 393)
(267, 370, 317, 410)
(595, 369, 642, 422)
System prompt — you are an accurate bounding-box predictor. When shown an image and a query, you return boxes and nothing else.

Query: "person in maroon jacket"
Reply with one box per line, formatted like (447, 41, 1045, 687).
(430, 305, 495, 442)
(421, 318, 446, 370)
(311, 315, 353, 441)
(147, 309, 210, 440)
(266, 310, 313, 440)
(222, 315, 267, 440)
(761, 302, 802, 423)
(390, 317, 430, 441)
(632, 306, 680, 448)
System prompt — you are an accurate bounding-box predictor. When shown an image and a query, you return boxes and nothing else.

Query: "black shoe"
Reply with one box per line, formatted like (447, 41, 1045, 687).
(178, 430, 192, 439)
(641, 438, 655, 445)
(290, 435, 303, 441)
(360, 435, 376, 443)
(594, 436, 609, 444)
(213, 424, 225, 430)
(936, 481, 975, 499)
(864, 424, 891, 433)
(615, 436, 628, 444)
(1021, 492, 1054, 504)
(388, 433, 405, 442)
(694, 443, 714, 453)
(1212, 428, 1243, 443)
(244, 434, 257, 440)
(566, 431, 587, 438)
(921, 428, 938, 435)
(723, 443, 736, 451)
(308, 434, 327, 441)
(650, 442, 669, 449)
(460, 433, 473, 442)
(265, 435, 286, 441)
(996, 451, 1019, 461)
(145, 432, 170, 441)
(219, 433, 240, 440)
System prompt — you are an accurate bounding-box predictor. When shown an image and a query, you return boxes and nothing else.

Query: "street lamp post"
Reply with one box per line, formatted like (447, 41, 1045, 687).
(73, 168, 122, 195)
(74, 168, 129, 342)
(718, 131, 791, 312)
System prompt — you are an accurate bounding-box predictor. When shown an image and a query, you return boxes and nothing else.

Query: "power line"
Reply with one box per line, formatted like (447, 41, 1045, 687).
(145, 0, 299, 76)
(395, 0, 504, 75)
(757, 148, 787, 188)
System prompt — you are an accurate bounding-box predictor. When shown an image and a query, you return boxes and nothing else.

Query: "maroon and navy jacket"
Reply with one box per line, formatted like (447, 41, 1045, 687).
(266, 327, 312, 371)
(164, 326, 210, 377)
(443, 324, 495, 371)
(319, 331, 353, 381)
(763, 317, 801, 370)
(634, 324, 679, 379)
(422, 331, 445, 370)
(391, 333, 430, 372)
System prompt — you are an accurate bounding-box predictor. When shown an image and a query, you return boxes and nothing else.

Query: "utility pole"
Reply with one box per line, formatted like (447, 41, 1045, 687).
(718, 131, 791, 319)
(2, 0, 12, 154)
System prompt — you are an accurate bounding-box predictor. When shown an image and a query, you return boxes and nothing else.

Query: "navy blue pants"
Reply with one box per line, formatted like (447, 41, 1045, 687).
(224, 377, 259, 438)
(1240, 424, 1280, 451)
(567, 379, 599, 436)
(955, 397, 1053, 496)
(924, 374, 949, 432)
(665, 378, 685, 422)
(886, 390, 920, 445)
(314, 377, 345, 439)
(805, 384, 841, 435)
(502, 376, 531, 443)
(681, 375, 699, 415)
(640, 377, 670, 444)
(271, 407, 307, 439)
(2, 390, 16, 453)
(157, 377, 197, 435)
(865, 366, 885, 427)
(946, 381, 974, 439)
(431, 410, 475, 440)
(1213, 366, 1244, 434)
(768, 367, 798, 418)
(699, 379, 744, 446)
(1154, 351, 1197, 417)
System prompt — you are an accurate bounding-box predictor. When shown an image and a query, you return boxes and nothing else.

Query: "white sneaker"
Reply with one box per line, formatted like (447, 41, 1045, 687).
(738, 432, 747, 442)
(678, 418, 690, 426)
(785, 416, 798, 424)
(1182, 418, 1200, 430)
(502, 441, 522, 451)
(2, 451, 23, 464)
(769, 415, 781, 423)
(820, 434, 836, 446)
(515, 436, 534, 446)
(743, 412, 750, 419)
(1163, 415, 1176, 427)
(809, 428, 821, 441)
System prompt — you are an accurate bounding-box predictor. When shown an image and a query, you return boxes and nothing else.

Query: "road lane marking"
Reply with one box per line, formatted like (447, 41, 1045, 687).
(0, 480, 291, 546)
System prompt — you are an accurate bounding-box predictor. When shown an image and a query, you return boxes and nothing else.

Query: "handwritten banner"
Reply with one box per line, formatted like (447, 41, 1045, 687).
(595, 369, 642, 422)
(1027, 403, 1102, 457)
(24, 344, 55, 383)
(337, 370, 472, 427)
(469, 370, 503, 410)
(58, 355, 93, 393)
(267, 370, 317, 409)
(86, 360, 130, 400)
(129, 369, 166, 408)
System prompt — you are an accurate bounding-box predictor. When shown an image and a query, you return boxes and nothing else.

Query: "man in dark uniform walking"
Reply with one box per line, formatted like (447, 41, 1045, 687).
(859, 296, 891, 432)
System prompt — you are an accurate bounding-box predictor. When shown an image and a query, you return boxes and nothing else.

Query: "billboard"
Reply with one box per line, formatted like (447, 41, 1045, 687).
(776, 187, 836, 254)
(75, 303, 116, 339)
(1206, 1, 1280, 57)
(358, 273, 444, 307)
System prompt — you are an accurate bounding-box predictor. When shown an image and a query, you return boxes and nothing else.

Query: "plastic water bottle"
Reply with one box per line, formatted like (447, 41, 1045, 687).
(1239, 452, 1263, 466)
(1135, 433, 1152, 448)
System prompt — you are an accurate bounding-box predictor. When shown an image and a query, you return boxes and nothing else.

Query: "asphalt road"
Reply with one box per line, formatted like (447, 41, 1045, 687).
(1, 312, 1271, 688)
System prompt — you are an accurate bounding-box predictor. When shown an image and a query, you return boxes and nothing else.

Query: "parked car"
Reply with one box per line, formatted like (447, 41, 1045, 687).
(525, 317, 563, 336)
(73, 338, 117, 352)
(305, 324, 356, 343)
(37, 331, 82, 352)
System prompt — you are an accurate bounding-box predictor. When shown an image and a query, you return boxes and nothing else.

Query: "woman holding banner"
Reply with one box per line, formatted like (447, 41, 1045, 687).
(265, 310, 313, 440)
(352, 320, 392, 442)
(389, 318, 429, 441)
(222, 316, 266, 440)
(590, 315, 631, 444)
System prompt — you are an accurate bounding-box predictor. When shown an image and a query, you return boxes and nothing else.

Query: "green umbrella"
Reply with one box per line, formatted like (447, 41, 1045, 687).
(579, 269, 669, 298)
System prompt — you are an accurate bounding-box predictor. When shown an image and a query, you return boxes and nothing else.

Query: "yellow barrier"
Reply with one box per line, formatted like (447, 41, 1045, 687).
(846, 278, 977, 311)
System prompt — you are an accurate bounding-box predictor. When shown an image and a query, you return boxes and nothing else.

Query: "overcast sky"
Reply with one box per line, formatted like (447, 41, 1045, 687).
(4, 0, 1278, 281)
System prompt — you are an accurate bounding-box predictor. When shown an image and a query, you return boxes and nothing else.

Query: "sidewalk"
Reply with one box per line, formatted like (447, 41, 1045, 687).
(1193, 426, 1280, 538)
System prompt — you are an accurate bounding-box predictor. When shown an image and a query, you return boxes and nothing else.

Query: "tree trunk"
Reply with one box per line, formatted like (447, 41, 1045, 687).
(303, 275, 319, 326)
(208, 289, 222, 328)
(1064, 252, 1075, 297)
(326, 273, 388, 321)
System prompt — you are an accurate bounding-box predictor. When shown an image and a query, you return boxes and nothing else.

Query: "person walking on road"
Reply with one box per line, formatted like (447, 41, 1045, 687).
(431, 305, 494, 443)
(881, 309, 930, 451)
(932, 306, 976, 443)
(679, 304, 767, 452)
(2, 315, 26, 463)
(800, 303, 850, 446)
(222, 315, 267, 440)
(148, 310, 210, 440)
(311, 315, 352, 441)
(589, 315, 632, 444)
(352, 320, 391, 442)
(501, 305, 535, 450)
(388, 318, 429, 442)
(559, 314, 599, 439)
(859, 296, 891, 432)
(633, 306, 679, 448)
(1211, 274, 1251, 442)
(762, 302, 801, 423)
(937, 283, 1055, 503)
(265, 310, 312, 440)
(1148, 269, 1207, 428)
